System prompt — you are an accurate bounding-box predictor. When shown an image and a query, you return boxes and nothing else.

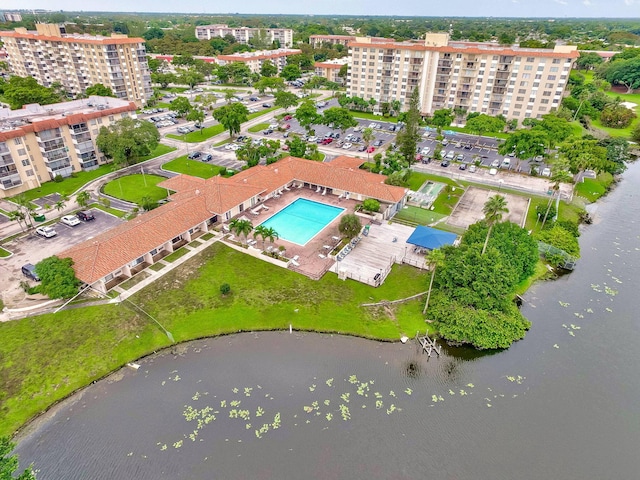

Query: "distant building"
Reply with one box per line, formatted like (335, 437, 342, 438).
(347, 33, 579, 122)
(0, 24, 152, 106)
(196, 24, 293, 48)
(309, 34, 393, 48)
(0, 96, 137, 197)
(1, 12, 23, 22)
(314, 58, 349, 84)
(217, 49, 302, 74)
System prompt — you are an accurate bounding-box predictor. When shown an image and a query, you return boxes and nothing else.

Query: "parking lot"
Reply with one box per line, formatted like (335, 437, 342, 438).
(447, 186, 529, 230)
(0, 208, 124, 305)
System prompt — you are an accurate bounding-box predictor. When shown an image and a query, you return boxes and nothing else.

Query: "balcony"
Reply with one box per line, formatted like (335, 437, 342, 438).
(492, 86, 507, 95)
(489, 102, 502, 110)
(496, 71, 510, 80)
(456, 91, 471, 99)
(74, 140, 95, 154)
(0, 173, 23, 190)
(438, 60, 452, 67)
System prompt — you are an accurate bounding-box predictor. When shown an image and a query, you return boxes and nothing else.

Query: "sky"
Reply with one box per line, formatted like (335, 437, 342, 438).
(3, 0, 640, 18)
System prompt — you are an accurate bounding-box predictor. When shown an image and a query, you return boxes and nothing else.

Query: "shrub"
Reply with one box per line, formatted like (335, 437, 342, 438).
(362, 198, 380, 213)
(600, 104, 636, 128)
(220, 283, 231, 295)
(536, 225, 581, 258)
(54, 174, 63, 183)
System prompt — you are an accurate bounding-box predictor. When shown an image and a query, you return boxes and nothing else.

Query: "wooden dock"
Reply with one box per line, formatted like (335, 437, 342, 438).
(416, 331, 441, 357)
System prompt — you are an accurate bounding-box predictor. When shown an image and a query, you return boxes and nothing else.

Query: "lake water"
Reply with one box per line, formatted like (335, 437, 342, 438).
(16, 164, 640, 479)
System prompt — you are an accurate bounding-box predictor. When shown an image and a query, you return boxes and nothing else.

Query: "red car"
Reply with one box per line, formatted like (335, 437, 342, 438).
(283, 123, 291, 129)
(321, 138, 333, 145)
(282, 144, 290, 151)
(283, 115, 292, 120)
(367, 146, 376, 153)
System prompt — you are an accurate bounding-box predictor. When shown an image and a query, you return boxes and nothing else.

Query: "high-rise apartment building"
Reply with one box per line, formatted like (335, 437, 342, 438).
(0, 96, 137, 197)
(309, 34, 393, 48)
(0, 24, 152, 106)
(216, 49, 302, 74)
(196, 24, 293, 48)
(314, 58, 349, 84)
(347, 34, 579, 122)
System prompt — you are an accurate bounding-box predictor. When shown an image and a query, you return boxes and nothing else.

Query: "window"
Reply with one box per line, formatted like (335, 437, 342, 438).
(541, 99, 549, 104)
(545, 82, 553, 88)
(526, 57, 534, 62)
(14, 138, 21, 145)
(522, 73, 531, 79)
(550, 67, 559, 72)
(515, 104, 523, 109)
(17, 148, 26, 156)
(548, 75, 557, 80)
(520, 81, 528, 86)
(552, 58, 561, 64)
(543, 91, 551, 96)
(21, 159, 30, 166)
(518, 88, 526, 94)
(524, 65, 532, 71)
(516, 96, 524, 101)
(26, 169, 34, 177)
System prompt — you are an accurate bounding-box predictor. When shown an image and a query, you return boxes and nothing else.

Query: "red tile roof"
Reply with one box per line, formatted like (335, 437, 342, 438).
(61, 156, 406, 285)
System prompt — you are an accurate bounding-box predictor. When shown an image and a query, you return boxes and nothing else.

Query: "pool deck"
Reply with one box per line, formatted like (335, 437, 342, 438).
(226, 187, 430, 284)
(232, 187, 359, 279)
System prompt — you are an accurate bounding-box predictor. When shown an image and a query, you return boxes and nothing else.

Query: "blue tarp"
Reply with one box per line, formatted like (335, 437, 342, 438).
(406, 226, 457, 250)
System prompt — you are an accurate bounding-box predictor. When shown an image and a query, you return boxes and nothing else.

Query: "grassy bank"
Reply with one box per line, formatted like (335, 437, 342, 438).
(0, 242, 428, 437)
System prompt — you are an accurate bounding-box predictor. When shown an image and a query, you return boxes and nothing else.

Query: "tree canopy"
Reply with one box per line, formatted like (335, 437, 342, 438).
(1, 436, 36, 480)
(338, 213, 361, 239)
(321, 107, 358, 132)
(85, 83, 115, 97)
(96, 117, 160, 167)
(294, 99, 321, 133)
(1, 76, 62, 110)
(212, 102, 249, 137)
(35, 256, 81, 299)
(396, 88, 421, 164)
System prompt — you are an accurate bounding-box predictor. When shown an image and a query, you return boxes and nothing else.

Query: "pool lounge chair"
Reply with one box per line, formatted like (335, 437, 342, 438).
(322, 188, 327, 196)
(318, 253, 326, 259)
(316, 185, 322, 193)
(292, 255, 300, 262)
(291, 259, 300, 267)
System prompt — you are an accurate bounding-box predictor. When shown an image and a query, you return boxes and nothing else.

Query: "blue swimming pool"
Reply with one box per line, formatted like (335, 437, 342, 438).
(259, 198, 345, 245)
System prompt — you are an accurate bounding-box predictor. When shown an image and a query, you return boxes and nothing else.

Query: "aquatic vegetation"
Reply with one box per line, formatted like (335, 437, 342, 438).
(449, 389, 456, 395)
(230, 400, 241, 407)
(255, 406, 264, 417)
(339, 404, 351, 421)
(272, 413, 281, 429)
(244, 387, 253, 397)
(559, 301, 570, 307)
(324, 399, 330, 406)
(326, 413, 333, 421)
(309, 384, 316, 392)
(467, 383, 474, 388)
(553, 344, 560, 349)
(173, 440, 183, 449)
(605, 286, 618, 296)
(340, 393, 350, 403)
(404, 388, 413, 395)
(376, 400, 384, 409)
(326, 378, 334, 387)
(348, 375, 358, 384)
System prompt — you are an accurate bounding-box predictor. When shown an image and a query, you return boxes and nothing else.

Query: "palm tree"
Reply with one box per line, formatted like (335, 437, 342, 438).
(8, 210, 26, 232)
(362, 127, 374, 161)
(76, 190, 91, 208)
(229, 218, 253, 246)
(253, 224, 268, 249)
(263, 226, 279, 247)
(422, 248, 446, 315)
(54, 194, 69, 212)
(541, 163, 573, 230)
(481, 194, 509, 255)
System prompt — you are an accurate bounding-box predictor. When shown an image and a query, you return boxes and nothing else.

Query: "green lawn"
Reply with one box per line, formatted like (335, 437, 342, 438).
(574, 172, 613, 203)
(393, 206, 447, 225)
(350, 111, 398, 123)
(164, 247, 190, 262)
(0, 242, 430, 437)
(432, 185, 464, 215)
(163, 156, 227, 179)
(248, 106, 279, 120)
(0, 246, 11, 257)
(102, 174, 168, 204)
(248, 122, 270, 133)
(445, 125, 509, 140)
(407, 171, 463, 191)
(87, 203, 128, 218)
(9, 145, 176, 202)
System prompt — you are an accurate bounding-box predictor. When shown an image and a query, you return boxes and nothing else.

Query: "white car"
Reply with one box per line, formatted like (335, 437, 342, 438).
(489, 168, 498, 176)
(491, 159, 500, 168)
(308, 136, 318, 142)
(541, 167, 552, 177)
(368, 122, 377, 129)
(469, 165, 477, 173)
(342, 142, 353, 150)
(36, 226, 57, 238)
(353, 125, 362, 132)
(501, 158, 511, 169)
(268, 123, 279, 129)
(61, 215, 81, 227)
(421, 147, 431, 155)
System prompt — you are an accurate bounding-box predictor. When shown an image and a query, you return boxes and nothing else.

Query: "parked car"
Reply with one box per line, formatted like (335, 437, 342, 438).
(283, 115, 292, 121)
(491, 159, 500, 168)
(456, 154, 465, 161)
(459, 163, 467, 171)
(489, 168, 498, 175)
(21, 263, 40, 281)
(357, 145, 366, 152)
(201, 154, 212, 162)
(249, 97, 259, 101)
(263, 129, 274, 135)
(262, 103, 272, 108)
(501, 158, 511, 169)
(541, 167, 552, 177)
(373, 140, 383, 147)
(36, 226, 57, 238)
(282, 123, 291, 130)
(441, 139, 449, 146)
(440, 160, 450, 167)
(366, 146, 376, 153)
(445, 151, 455, 160)
(342, 142, 353, 150)
(321, 138, 334, 145)
(77, 210, 95, 221)
(282, 145, 290, 151)
(353, 125, 362, 132)
(307, 136, 318, 142)
(61, 215, 81, 227)
(468, 164, 477, 173)
(464, 143, 473, 150)
(421, 147, 431, 155)
(188, 151, 201, 159)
